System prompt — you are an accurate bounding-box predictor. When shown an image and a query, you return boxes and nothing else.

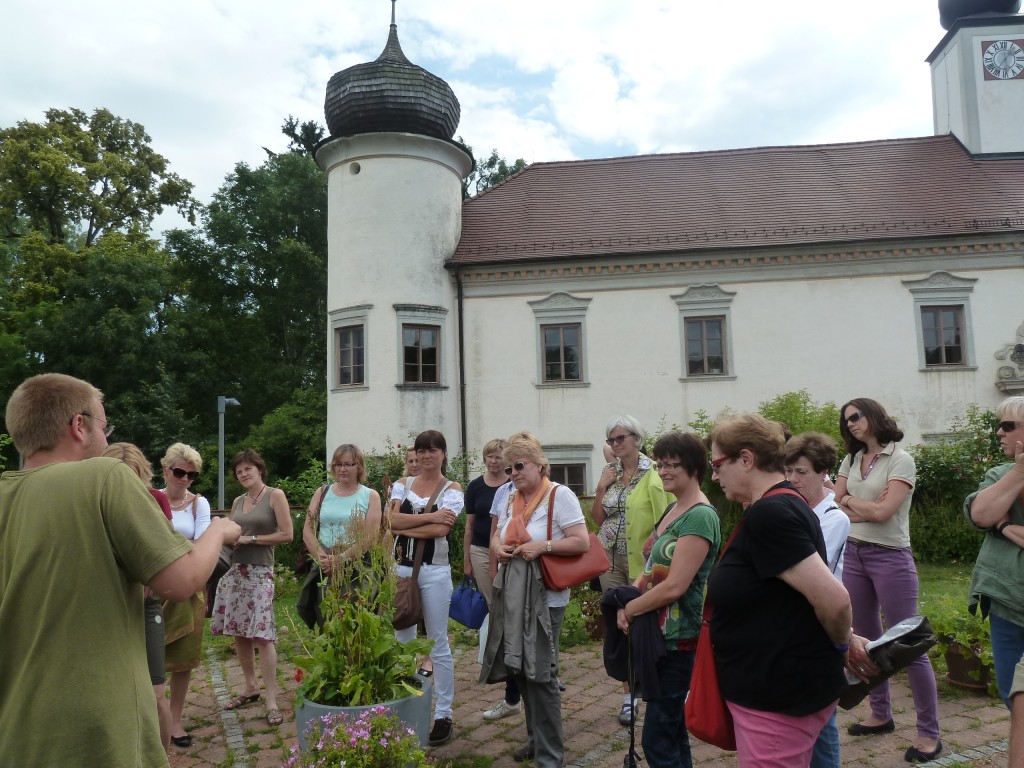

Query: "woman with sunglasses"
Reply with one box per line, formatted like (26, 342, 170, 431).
(706, 414, 854, 768)
(592, 415, 674, 724)
(614, 431, 720, 768)
(389, 429, 464, 747)
(966, 396, 1024, 708)
(212, 448, 293, 726)
(835, 398, 941, 763)
(486, 431, 590, 767)
(159, 442, 211, 748)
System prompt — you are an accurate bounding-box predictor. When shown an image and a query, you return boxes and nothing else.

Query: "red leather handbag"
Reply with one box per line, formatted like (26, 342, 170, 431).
(537, 485, 610, 590)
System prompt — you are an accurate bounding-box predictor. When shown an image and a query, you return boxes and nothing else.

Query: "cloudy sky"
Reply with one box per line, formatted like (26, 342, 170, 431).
(2, 0, 948, 235)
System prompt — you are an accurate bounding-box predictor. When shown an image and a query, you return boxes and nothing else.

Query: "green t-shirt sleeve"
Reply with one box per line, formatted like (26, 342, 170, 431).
(99, 461, 192, 583)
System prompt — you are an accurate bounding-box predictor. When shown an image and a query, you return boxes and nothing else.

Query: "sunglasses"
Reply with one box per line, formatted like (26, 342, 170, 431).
(710, 455, 734, 472)
(170, 467, 200, 481)
(504, 461, 527, 476)
(845, 411, 865, 425)
(605, 434, 635, 447)
(999, 421, 1021, 433)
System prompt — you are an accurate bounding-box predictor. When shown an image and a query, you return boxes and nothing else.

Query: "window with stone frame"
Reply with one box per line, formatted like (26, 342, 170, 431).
(335, 325, 365, 386)
(685, 316, 727, 376)
(921, 305, 966, 366)
(549, 463, 586, 496)
(542, 323, 582, 383)
(402, 324, 439, 384)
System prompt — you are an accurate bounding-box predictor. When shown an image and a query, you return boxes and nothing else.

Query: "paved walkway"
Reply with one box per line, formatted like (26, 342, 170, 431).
(168, 641, 1010, 768)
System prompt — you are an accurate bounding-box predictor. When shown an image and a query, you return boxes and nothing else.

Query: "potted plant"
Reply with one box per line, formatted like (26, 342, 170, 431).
(292, 513, 433, 748)
(284, 705, 429, 768)
(923, 594, 994, 693)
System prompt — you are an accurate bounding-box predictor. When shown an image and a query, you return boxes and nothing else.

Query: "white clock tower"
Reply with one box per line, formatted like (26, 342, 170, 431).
(929, 2, 1024, 154)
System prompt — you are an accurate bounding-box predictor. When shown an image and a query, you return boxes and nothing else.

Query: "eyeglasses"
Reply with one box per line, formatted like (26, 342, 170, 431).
(999, 421, 1021, 433)
(333, 462, 358, 469)
(76, 411, 115, 437)
(504, 461, 527, 476)
(845, 412, 865, 425)
(658, 460, 683, 471)
(606, 434, 635, 447)
(710, 455, 735, 472)
(170, 467, 200, 481)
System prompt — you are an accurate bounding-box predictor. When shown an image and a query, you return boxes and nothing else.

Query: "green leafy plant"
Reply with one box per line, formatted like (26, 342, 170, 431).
(284, 705, 429, 767)
(292, 515, 432, 707)
(922, 593, 994, 692)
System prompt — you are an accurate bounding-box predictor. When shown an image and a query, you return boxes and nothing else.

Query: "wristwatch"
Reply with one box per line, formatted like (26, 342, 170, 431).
(546, 540, 552, 553)
(252, 533, 258, 544)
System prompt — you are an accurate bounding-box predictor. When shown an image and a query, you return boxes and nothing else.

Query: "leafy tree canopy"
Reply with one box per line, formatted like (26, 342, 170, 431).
(459, 139, 528, 199)
(0, 107, 197, 246)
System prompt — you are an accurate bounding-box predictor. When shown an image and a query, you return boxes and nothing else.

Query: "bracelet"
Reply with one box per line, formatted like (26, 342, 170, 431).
(998, 521, 1012, 536)
(832, 642, 850, 653)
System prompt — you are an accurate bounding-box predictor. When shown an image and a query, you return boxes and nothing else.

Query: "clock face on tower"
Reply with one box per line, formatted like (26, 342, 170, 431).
(981, 39, 1024, 80)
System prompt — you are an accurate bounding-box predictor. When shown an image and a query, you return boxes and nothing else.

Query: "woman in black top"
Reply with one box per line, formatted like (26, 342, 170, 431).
(706, 414, 854, 768)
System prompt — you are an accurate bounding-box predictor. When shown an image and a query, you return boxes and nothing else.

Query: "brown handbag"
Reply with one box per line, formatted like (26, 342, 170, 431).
(391, 478, 449, 630)
(537, 484, 610, 590)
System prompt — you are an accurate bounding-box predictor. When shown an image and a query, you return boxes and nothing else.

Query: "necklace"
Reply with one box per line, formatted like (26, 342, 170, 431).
(247, 485, 266, 505)
(169, 491, 192, 509)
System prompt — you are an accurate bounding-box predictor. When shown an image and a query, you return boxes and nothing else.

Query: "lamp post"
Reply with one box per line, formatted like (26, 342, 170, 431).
(217, 396, 241, 510)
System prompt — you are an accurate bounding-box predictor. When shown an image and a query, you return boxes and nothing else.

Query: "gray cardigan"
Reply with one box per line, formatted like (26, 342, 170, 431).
(479, 556, 556, 684)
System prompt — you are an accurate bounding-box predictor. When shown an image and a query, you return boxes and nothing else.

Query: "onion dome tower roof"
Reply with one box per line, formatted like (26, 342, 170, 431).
(324, 2, 460, 139)
(939, 0, 1021, 30)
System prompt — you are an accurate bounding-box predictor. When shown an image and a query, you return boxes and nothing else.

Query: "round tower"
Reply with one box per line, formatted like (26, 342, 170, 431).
(316, 3, 473, 454)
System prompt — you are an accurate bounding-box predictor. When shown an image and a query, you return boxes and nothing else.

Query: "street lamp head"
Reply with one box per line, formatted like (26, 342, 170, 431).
(217, 395, 241, 412)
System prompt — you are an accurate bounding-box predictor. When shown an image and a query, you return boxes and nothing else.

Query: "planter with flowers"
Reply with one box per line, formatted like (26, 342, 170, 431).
(284, 705, 429, 768)
(293, 513, 433, 749)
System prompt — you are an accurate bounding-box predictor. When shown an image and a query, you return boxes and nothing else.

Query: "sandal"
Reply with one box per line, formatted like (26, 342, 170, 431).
(267, 708, 284, 726)
(224, 692, 260, 710)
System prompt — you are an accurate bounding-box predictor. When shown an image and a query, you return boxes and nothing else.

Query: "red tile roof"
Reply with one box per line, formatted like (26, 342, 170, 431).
(451, 135, 1024, 265)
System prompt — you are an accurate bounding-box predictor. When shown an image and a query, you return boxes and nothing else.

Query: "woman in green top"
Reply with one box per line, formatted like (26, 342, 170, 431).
(593, 415, 674, 724)
(615, 431, 720, 768)
(966, 395, 1024, 707)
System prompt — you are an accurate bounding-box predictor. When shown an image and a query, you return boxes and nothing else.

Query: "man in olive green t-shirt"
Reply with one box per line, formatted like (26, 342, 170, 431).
(0, 374, 241, 767)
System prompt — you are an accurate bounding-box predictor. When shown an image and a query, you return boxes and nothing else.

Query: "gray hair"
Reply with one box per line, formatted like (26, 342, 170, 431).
(605, 415, 645, 451)
(998, 396, 1024, 424)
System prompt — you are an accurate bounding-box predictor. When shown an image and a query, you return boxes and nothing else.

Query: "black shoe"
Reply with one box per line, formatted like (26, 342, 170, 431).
(512, 743, 535, 762)
(557, 678, 566, 692)
(905, 740, 942, 763)
(170, 733, 192, 748)
(428, 717, 453, 747)
(847, 718, 895, 736)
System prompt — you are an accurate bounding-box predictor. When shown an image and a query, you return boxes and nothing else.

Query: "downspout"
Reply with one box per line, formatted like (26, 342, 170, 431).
(456, 267, 468, 456)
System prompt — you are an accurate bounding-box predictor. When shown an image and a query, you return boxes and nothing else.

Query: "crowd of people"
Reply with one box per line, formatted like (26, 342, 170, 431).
(3, 371, 1023, 767)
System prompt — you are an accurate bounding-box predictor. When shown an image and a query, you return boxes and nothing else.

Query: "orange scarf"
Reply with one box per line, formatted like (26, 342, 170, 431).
(504, 479, 553, 546)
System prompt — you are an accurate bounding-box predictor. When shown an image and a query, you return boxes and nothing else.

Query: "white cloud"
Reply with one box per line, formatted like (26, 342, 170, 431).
(0, 0, 950, 232)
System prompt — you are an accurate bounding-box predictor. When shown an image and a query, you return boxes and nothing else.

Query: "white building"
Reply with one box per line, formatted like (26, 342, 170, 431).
(317, 4, 1024, 494)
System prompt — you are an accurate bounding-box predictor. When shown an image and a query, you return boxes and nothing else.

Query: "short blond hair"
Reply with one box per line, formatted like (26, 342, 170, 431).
(482, 438, 507, 460)
(331, 443, 367, 483)
(998, 396, 1024, 424)
(161, 442, 203, 472)
(503, 431, 549, 477)
(5, 374, 103, 458)
(103, 442, 155, 486)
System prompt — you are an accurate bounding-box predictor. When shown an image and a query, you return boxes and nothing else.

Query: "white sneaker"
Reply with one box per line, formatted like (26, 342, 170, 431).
(482, 699, 522, 720)
(618, 702, 637, 725)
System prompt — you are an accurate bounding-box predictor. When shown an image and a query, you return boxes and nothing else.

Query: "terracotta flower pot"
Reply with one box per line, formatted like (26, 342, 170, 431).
(944, 642, 992, 691)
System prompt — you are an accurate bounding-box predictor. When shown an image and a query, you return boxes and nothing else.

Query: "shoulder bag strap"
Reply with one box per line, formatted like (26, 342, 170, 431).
(410, 478, 449, 577)
(311, 483, 330, 540)
(544, 483, 560, 541)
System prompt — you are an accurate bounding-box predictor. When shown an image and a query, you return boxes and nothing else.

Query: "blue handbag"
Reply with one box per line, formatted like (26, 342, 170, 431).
(449, 576, 489, 629)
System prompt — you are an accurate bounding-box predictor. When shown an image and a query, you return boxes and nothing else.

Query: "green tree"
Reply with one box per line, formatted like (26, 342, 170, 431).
(758, 390, 842, 449)
(164, 131, 328, 437)
(0, 107, 197, 246)
(459, 140, 528, 199)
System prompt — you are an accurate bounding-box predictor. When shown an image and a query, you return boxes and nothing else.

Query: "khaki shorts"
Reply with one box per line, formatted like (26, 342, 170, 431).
(1012, 657, 1024, 699)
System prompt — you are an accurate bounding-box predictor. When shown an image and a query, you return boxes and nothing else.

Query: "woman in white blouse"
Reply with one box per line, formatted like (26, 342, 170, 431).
(388, 429, 464, 748)
(160, 442, 211, 748)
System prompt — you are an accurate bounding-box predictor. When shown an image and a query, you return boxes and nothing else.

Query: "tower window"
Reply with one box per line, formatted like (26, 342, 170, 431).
(402, 324, 439, 384)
